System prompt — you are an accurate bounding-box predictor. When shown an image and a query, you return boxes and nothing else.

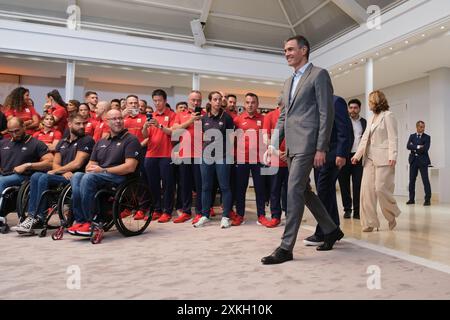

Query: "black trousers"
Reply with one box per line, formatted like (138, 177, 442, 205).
(338, 153, 363, 215)
(409, 161, 431, 201)
(314, 159, 341, 238)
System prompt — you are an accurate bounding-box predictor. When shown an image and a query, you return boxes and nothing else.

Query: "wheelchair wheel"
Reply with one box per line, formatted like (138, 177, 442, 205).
(16, 180, 30, 221)
(113, 179, 152, 237)
(57, 184, 73, 228)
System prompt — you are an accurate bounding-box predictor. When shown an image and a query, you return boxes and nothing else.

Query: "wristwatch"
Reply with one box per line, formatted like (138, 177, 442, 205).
(102, 168, 108, 173)
(26, 162, 32, 169)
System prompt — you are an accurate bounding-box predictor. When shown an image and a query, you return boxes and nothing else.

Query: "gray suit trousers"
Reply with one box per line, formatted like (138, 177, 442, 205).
(281, 153, 337, 251)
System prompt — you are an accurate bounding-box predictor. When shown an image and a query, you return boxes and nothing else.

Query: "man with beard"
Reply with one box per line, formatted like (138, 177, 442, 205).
(13, 114, 95, 234)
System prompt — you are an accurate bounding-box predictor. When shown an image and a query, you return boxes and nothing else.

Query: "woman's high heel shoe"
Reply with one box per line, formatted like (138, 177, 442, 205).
(389, 219, 397, 230)
(362, 226, 379, 232)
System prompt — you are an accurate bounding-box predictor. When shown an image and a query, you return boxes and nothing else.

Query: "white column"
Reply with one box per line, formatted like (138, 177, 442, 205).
(192, 73, 200, 91)
(428, 67, 450, 203)
(65, 60, 76, 101)
(364, 57, 374, 119)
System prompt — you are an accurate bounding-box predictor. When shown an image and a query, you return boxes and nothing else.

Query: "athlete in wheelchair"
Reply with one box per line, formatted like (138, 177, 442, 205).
(13, 113, 95, 235)
(66, 109, 152, 243)
(0, 117, 53, 233)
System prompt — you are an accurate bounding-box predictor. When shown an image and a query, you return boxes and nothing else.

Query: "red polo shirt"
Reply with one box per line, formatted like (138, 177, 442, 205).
(47, 104, 68, 133)
(173, 109, 204, 159)
(32, 128, 62, 145)
(145, 108, 175, 158)
(226, 109, 238, 120)
(93, 118, 110, 142)
(124, 113, 146, 143)
(4, 106, 39, 135)
(263, 108, 287, 167)
(234, 111, 265, 163)
(85, 118, 96, 136)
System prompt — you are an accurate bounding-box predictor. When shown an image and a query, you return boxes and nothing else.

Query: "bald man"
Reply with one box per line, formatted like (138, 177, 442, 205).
(68, 109, 142, 236)
(92, 101, 112, 142)
(1, 118, 53, 230)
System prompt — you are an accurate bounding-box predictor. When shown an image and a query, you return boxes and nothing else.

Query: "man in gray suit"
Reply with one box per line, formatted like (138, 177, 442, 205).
(261, 35, 344, 265)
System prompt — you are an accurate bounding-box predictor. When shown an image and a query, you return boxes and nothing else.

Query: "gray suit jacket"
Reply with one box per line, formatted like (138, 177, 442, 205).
(273, 63, 334, 155)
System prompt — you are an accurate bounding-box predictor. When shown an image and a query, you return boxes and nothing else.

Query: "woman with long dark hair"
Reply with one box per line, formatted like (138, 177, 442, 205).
(45, 89, 68, 133)
(2, 87, 40, 135)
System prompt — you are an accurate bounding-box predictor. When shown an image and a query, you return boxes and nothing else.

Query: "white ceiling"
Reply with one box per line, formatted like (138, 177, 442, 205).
(0, 0, 404, 53)
(331, 25, 450, 98)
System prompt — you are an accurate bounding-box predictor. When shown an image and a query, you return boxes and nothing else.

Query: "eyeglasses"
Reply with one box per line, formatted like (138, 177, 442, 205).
(7, 129, 22, 134)
(108, 117, 124, 122)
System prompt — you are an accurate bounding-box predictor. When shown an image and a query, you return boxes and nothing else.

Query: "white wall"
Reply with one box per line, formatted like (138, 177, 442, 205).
(0, 73, 19, 105)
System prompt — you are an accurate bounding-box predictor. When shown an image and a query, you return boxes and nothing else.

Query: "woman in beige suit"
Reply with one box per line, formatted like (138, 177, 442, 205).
(351, 90, 401, 232)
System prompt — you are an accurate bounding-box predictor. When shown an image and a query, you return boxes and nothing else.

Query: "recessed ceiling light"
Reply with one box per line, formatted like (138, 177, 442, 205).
(421, 34, 426, 37)
(329, 71, 333, 75)
(263, 81, 275, 85)
(389, 47, 393, 50)
(375, 52, 379, 56)
(349, 63, 353, 67)
(338, 67, 342, 71)
(360, 58, 365, 62)
(142, 69, 153, 73)
(217, 76, 229, 80)
(441, 26, 445, 30)
(404, 40, 409, 44)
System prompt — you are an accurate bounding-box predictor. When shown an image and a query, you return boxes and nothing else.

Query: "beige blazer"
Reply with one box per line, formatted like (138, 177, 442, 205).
(354, 110, 398, 166)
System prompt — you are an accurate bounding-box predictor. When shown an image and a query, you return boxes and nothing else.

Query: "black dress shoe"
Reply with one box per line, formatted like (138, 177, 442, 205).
(343, 211, 351, 219)
(317, 228, 344, 251)
(406, 200, 415, 205)
(261, 247, 293, 265)
(423, 200, 431, 206)
(353, 213, 360, 219)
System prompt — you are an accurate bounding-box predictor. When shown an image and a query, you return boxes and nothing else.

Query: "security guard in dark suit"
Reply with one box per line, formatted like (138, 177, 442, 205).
(406, 120, 431, 206)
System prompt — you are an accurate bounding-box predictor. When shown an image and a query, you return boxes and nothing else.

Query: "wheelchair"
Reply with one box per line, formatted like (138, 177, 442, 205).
(16, 180, 72, 237)
(0, 180, 29, 234)
(52, 176, 153, 244)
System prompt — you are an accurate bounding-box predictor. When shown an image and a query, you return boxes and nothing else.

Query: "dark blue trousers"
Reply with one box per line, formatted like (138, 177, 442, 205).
(269, 166, 288, 219)
(144, 157, 174, 214)
(235, 163, 266, 217)
(314, 159, 341, 238)
(179, 161, 202, 215)
(409, 161, 431, 201)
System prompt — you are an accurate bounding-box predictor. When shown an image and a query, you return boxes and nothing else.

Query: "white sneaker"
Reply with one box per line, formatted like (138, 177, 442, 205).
(220, 217, 231, 229)
(193, 216, 210, 228)
(15, 216, 37, 233)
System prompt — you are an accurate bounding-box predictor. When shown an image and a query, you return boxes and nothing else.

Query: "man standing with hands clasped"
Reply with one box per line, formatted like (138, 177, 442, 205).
(261, 35, 344, 265)
(407, 121, 431, 206)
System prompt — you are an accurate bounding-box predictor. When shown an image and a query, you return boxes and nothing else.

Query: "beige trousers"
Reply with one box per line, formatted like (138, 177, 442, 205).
(360, 158, 401, 228)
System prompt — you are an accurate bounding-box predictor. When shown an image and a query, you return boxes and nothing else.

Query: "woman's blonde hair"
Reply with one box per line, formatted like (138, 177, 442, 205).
(369, 90, 389, 114)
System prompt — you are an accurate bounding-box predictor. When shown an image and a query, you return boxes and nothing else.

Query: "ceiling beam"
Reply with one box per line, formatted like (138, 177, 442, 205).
(199, 0, 213, 23)
(277, 0, 296, 35)
(331, 0, 369, 24)
(122, 0, 201, 14)
(209, 12, 291, 29)
(292, 0, 331, 28)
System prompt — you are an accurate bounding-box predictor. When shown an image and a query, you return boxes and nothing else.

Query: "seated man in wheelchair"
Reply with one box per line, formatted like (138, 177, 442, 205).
(69, 109, 141, 236)
(0, 117, 53, 217)
(13, 113, 95, 234)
